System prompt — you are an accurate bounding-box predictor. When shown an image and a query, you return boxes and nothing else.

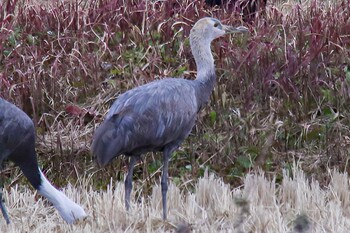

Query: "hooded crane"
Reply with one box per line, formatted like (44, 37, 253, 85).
(0, 98, 87, 224)
(91, 17, 248, 220)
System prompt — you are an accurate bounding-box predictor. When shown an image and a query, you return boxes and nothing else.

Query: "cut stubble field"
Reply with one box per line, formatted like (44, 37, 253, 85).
(1, 167, 350, 232)
(1, 0, 350, 232)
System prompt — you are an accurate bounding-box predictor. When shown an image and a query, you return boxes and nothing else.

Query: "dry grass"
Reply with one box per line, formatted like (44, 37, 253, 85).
(1, 0, 350, 231)
(1, 166, 350, 232)
(1, 0, 350, 188)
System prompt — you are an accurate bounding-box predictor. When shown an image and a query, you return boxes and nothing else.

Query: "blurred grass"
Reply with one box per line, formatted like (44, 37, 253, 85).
(4, 167, 350, 232)
(2, 166, 350, 231)
(0, 0, 350, 193)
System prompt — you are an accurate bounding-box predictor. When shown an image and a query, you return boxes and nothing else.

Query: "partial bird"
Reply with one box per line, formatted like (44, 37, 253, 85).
(205, 0, 267, 22)
(0, 98, 87, 224)
(91, 17, 248, 220)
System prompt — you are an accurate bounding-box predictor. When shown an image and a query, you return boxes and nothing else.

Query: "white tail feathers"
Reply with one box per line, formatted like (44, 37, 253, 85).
(37, 170, 87, 224)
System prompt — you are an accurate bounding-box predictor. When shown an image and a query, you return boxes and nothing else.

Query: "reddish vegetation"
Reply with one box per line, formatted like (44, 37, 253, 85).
(0, 0, 350, 188)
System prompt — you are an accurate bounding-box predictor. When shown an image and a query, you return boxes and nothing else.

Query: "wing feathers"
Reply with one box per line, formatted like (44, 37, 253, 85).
(92, 78, 199, 165)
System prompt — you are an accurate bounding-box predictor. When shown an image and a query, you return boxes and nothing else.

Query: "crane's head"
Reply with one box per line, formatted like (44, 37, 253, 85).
(189, 17, 248, 76)
(190, 17, 248, 43)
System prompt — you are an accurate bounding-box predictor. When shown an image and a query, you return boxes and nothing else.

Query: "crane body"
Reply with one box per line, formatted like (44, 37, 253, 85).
(92, 17, 248, 220)
(93, 77, 212, 166)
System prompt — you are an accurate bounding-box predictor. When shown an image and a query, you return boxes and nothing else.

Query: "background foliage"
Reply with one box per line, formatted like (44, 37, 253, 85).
(1, 0, 350, 192)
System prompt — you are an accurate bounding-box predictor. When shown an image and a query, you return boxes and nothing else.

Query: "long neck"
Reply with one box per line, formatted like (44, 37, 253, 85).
(190, 34, 217, 108)
(190, 36, 216, 82)
(37, 169, 86, 224)
(17, 148, 86, 223)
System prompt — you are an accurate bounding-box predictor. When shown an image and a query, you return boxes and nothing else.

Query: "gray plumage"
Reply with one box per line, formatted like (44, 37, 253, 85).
(0, 98, 37, 224)
(93, 78, 208, 165)
(0, 99, 37, 168)
(92, 17, 248, 220)
(0, 98, 87, 224)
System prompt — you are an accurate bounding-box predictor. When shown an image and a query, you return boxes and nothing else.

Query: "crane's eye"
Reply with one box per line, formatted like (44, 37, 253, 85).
(214, 22, 219, 27)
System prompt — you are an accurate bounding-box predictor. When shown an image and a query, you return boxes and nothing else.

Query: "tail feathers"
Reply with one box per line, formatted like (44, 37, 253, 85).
(92, 118, 123, 167)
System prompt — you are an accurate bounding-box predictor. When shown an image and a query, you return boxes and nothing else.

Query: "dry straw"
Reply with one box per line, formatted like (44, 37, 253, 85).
(1, 166, 350, 232)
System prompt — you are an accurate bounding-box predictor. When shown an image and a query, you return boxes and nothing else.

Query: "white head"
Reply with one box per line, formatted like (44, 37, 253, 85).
(189, 17, 248, 79)
(38, 170, 87, 224)
(190, 17, 248, 45)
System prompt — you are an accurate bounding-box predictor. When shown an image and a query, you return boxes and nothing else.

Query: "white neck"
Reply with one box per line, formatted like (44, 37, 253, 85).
(190, 36, 215, 81)
(37, 169, 87, 224)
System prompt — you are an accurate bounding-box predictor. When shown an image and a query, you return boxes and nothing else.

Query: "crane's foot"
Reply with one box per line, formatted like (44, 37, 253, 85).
(0, 191, 10, 224)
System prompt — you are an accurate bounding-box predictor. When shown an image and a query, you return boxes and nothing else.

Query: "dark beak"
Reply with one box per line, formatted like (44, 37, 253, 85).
(224, 25, 249, 34)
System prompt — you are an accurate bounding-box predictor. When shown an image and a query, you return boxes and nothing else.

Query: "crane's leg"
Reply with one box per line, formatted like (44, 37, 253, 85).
(0, 169, 10, 225)
(0, 189, 10, 224)
(125, 155, 139, 211)
(161, 147, 176, 220)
